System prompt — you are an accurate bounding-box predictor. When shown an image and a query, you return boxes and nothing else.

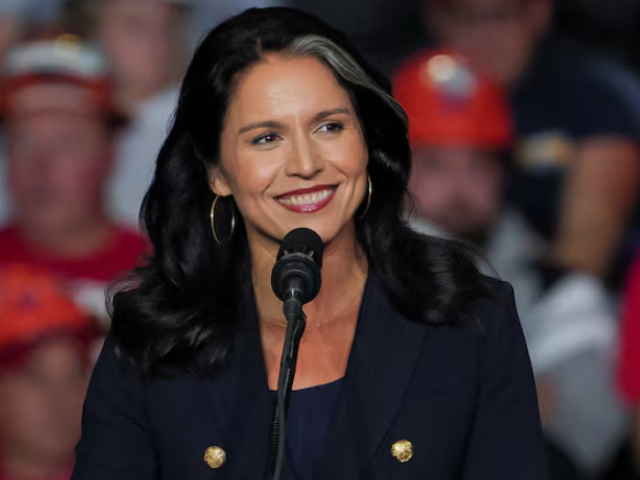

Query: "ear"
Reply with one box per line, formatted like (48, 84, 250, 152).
(208, 165, 233, 197)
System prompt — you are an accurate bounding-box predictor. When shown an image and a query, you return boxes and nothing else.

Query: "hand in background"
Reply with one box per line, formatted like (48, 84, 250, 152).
(536, 374, 556, 425)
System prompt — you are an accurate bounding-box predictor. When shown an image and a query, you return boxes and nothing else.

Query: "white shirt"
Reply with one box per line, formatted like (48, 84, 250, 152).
(408, 211, 627, 472)
(108, 87, 179, 228)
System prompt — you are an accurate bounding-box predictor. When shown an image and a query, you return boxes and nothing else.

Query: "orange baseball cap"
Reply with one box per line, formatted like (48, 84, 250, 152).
(393, 49, 512, 149)
(0, 34, 126, 125)
(0, 265, 99, 370)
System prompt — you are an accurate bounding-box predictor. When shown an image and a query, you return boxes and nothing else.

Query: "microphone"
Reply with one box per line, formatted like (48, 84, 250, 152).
(265, 228, 324, 480)
(271, 227, 323, 307)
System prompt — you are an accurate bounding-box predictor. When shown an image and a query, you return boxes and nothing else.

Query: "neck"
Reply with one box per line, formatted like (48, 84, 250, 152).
(18, 214, 114, 259)
(250, 224, 368, 328)
(2, 447, 69, 480)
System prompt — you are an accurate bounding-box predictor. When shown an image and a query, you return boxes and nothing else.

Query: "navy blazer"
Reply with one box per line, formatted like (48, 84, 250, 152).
(71, 275, 547, 480)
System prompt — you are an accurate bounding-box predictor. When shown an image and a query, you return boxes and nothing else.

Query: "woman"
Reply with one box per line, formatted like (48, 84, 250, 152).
(71, 7, 546, 480)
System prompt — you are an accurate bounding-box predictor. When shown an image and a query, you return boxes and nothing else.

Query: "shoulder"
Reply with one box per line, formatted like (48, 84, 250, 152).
(113, 226, 147, 250)
(0, 225, 26, 262)
(541, 42, 617, 92)
(0, 224, 18, 242)
(466, 277, 519, 338)
(94, 334, 139, 377)
(70, 227, 146, 282)
(520, 42, 638, 138)
(555, 46, 638, 135)
(112, 227, 148, 264)
(89, 334, 148, 402)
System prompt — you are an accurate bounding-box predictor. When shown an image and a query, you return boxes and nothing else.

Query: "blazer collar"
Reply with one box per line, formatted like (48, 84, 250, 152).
(198, 281, 280, 480)
(315, 273, 429, 479)
(199, 272, 428, 480)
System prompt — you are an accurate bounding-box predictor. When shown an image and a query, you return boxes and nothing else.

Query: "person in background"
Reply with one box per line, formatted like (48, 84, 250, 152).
(0, 0, 62, 28)
(0, 3, 25, 225)
(0, 265, 100, 480)
(0, 5, 23, 76)
(194, 0, 283, 40)
(618, 256, 640, 471)
(0, 36, 146, 327)
(62, 0, 193, 227)
(422, 0, 640, 286)
(394, 50, 629, 478)
(289, 0, 423, 75)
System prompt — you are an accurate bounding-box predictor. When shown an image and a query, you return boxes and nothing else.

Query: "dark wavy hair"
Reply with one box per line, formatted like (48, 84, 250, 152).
(109, 7, 489, 374)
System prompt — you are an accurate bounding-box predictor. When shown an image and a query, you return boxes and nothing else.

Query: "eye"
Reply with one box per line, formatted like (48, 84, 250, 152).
(252, 133, 280, 145)
(317, 122, 344, 134)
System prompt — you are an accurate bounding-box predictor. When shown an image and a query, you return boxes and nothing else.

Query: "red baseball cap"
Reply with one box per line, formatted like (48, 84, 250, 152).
(0, 264, 100, 372)
(0, 34, 126, 125)
(393, 49, 513, 149)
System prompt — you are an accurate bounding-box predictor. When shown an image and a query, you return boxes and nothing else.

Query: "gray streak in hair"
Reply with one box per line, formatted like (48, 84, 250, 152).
(282, 35, 408, 126)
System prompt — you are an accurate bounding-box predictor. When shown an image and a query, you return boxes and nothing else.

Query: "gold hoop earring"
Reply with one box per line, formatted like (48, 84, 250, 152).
(358, 175, 373, 220)
(210, 195, 237, 246)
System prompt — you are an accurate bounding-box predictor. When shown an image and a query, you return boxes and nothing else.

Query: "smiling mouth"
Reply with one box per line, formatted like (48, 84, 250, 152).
(276, 186, 336, 213)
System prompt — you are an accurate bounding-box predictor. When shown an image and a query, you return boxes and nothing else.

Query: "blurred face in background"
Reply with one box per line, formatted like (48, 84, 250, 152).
(97, 0, 187, 100)
(409, 146, 503, 245)
(0, 338, 89, 466)
(6, 84, 112, 236)
(426, 0, 551, 84)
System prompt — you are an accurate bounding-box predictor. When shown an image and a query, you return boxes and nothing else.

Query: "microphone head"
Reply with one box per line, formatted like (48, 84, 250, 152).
(271, 228, 324, 304)
(276, 228, 324, 267)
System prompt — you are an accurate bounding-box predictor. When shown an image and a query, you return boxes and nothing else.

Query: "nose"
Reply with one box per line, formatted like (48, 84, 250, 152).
(284, 135, 324, 179)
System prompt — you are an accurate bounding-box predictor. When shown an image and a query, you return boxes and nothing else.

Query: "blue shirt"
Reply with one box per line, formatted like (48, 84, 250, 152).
(271, 379, 344, 480)
(507, 40, 640, 241)
(506, 40, 640, 284)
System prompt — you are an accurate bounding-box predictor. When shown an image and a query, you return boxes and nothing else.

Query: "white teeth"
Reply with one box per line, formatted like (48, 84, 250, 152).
(278, 189, 333, 206)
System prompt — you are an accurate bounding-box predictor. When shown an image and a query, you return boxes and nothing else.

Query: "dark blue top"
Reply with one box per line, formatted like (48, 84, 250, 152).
(507, 40, 639, 242)
(506, 40, 640, 285)
(271, 379, 344, 480)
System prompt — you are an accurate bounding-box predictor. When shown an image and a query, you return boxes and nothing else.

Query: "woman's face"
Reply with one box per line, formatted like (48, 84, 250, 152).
(212, 56, 368, 249)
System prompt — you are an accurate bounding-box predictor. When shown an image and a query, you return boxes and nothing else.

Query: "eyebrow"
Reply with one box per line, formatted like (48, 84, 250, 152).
(314, 107, 351, 121)
(237, 107, 351, 136)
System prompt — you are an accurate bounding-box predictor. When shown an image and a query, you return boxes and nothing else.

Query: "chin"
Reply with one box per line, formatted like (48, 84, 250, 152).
(280, 217, 355, 246)
(250, 204, 356, 246)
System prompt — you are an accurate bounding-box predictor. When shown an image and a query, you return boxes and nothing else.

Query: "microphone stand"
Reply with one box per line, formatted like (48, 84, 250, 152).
(264, 297, 306, 480)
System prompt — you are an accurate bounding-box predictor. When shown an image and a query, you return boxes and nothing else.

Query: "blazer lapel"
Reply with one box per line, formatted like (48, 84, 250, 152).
(315, 274, 429, 480)
(196, 273, 427, 480)
(198, 283, 296, 480)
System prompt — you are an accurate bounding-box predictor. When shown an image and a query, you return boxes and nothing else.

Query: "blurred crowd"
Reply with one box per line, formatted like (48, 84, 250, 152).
(1, 0, 640, 479)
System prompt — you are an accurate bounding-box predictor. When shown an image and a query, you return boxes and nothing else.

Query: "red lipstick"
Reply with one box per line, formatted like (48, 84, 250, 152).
(276, 185, 336, 213)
